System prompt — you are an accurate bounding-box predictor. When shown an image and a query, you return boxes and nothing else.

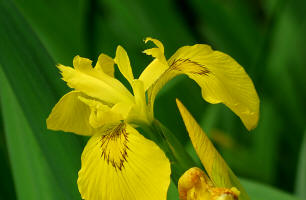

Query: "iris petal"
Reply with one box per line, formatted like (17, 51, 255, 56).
(77, 123, 171, 200)
(114, 46, 134, 85)
(46, 91, 94, 136)
(142, 39, 259, 130)
(95, 53, 115, 77)
(58, 55, 133, 105)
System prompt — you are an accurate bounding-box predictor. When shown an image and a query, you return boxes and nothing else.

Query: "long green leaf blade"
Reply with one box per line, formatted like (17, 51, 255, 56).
(0, 0, 83, 199)
(0, 67, 65, 200)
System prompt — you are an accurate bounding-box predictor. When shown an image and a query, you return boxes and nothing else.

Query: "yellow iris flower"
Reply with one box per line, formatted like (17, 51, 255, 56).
(46, 37, 259, 200)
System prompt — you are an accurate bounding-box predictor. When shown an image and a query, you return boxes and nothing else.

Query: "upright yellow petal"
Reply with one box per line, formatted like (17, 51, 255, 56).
(114, 46, 134, 84)
(46, 91, 94, 136)
(77, 123, 171, 200)
(176, 99, 250, 200)
(132, 80, 146, 109)
(139, 38, 169, 91)
(58, 56, 133, 105)
(127, 79, 152, 124)
(73, 55, 93, 71)
(95, 53, 115, 77)
(148, 44, 259, 130)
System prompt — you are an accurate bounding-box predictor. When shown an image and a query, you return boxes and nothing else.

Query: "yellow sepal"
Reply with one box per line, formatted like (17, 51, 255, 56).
(77, 123, 171, 200)
(146, 43, 259, 130)
(46, 91, 94, 136)
(170, 45, 259, 130)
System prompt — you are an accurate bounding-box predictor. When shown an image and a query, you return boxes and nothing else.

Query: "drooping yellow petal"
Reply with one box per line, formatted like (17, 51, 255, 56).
(176, 99, 250, 200)
(114, 45, 134, 84)
(95, 53, 115, 77)
(77, 123, 171, 200)
(139, 38, 169, 91)
(172, 45, 259, 130)
(73, 55, 93, 71)
(57, 55, 133, 105)
(147, 44, 259, 130)
(46, 91, 94, 136)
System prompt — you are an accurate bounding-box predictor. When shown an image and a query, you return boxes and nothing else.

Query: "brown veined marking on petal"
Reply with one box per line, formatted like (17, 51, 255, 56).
(99, 122, 129, 171)
(147, 58, 210, 109)
(169, 58, 210, 76)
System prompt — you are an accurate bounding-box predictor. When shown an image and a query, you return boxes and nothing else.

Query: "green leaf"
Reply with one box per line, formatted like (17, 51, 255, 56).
(0, 110, 16, 200)
(188, 0, 261, 66)
(0, 0, 83, 199)
(295, 131, 306, 199)
(217, 100, 280, 183)
(167, 180, 179, 200)
(0, 67, 65, 200)
(12, 0, 88, 64)
(242, 179, 301, 200)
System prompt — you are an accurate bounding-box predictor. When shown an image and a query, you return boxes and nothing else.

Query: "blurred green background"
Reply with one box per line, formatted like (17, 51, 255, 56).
(0, 0, 305, 199)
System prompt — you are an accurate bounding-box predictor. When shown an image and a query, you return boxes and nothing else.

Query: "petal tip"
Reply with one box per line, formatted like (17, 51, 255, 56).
(114, 45, 125, 63)
(116, 45, 124, 52)
(56, 64, 67, 73)
(175, 98, 184, 110)
(144, 37, 153, 43)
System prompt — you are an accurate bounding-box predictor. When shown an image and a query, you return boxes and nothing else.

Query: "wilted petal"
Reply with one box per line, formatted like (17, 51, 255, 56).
(178, 167, 213, 200)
